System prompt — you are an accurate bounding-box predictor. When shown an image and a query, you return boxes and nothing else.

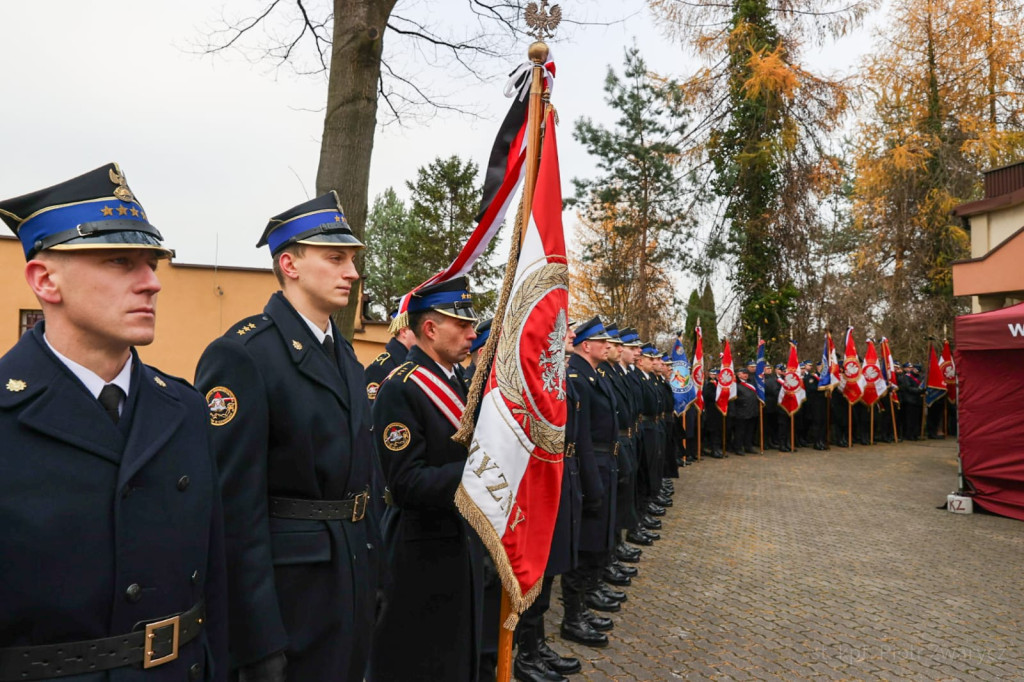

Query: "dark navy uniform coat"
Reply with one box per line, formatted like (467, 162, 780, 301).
(368, 345, 484, 682)
(567, 354, 618, 554)
(364, 337, 409, 402)
(194, 292, 379, 681)
(0, 323, 228, 681)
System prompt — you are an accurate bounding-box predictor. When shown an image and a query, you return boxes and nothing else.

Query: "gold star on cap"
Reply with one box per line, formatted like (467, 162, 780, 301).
(117, 206, 128, 216)
(334, 215, 342, 222)
(292, 340, 303, 350)
(101, 206, 114, 216)
(6, 379, 26, 392)
(130, 208, 140, 217)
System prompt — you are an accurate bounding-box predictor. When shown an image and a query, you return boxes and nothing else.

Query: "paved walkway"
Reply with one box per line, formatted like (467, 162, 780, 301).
(545, 439, 1024, 680)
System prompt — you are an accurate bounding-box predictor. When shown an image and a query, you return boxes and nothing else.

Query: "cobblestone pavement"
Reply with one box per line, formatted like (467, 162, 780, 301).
(544, 439, 1024, 681)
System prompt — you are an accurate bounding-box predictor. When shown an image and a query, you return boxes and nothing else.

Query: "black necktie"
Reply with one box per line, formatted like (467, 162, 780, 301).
(322, 336, 339, 370)
(98, 384, 123, 424)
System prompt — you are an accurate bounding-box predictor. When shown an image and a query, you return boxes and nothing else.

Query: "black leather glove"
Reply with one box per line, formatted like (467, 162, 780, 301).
(238, 652, 287, 682)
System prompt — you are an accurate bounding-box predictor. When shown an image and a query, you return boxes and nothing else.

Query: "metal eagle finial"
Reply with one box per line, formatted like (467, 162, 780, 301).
(525, 0, 561, 41)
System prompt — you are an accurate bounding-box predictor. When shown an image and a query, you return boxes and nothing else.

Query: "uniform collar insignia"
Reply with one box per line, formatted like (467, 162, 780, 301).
(6, 379, 27, 392)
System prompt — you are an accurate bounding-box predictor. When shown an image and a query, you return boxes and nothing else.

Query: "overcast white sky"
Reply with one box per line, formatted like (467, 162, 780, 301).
(0, 1, 876, 271)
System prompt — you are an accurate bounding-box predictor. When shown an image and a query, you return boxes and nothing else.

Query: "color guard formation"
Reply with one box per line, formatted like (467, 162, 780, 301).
(0, 165, 956, 682)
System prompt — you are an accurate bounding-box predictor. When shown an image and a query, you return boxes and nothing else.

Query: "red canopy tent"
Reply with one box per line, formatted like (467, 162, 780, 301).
(954, 302, 1024, 521)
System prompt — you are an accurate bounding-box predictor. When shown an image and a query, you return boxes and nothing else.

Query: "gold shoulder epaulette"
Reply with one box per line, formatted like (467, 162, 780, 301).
(230, 314, 266, 339)
(390, 362, 418, 382)
(373, 351, 392, 365)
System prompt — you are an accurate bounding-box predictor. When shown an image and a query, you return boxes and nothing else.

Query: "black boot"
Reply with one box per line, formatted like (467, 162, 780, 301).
(559, 576, 609, 647)
(598, 582, 627, 603)
(536, 621, 582, 676)
(612, 560, 638, 577)
(615, 542, 641, 562)
(602, 564, 632, 586)
(641, 515, 662, 530)
(514, 624, 566, 682)
(625, 529, 653, 546)
(583, 608, 614, 631)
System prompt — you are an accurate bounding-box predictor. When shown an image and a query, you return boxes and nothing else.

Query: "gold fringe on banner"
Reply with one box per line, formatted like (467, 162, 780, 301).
(454, 485, 545, 619)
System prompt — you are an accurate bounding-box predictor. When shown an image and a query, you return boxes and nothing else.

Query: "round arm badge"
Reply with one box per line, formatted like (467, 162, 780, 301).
(383, 422, 410, 451)
(206, 386, 238, 426)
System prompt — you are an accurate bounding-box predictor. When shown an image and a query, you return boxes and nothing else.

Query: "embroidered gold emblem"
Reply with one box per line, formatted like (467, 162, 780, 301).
(292, 340, 303, 350)
(154, 376, 167, 387)
(109, 165, 136, 203)
(383, 422, 411, 451)
(6, 379, 27, 392)
(367, 382, 380, 401)
(205, 386, 238, 427)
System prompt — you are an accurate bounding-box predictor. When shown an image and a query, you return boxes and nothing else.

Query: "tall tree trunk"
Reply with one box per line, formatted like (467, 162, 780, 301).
(319, 0, 398, 339)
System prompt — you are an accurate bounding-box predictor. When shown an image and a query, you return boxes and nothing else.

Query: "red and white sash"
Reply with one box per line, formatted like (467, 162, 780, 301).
(407, 366, 466, 429)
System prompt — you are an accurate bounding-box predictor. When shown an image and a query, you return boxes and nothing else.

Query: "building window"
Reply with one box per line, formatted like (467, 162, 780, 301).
(19, 309, 44, 337)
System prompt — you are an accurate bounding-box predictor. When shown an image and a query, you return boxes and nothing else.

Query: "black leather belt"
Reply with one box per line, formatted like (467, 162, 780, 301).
(639, 415, 656, 422)
(565, 443, 576, 458)
(618, 428, 632, 437)
(592, 442, 621, 456)
(0, 601, 204, 681)
(270, 489, 369, 522)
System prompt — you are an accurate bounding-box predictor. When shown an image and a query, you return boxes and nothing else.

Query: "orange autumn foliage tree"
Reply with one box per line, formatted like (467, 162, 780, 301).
(851, 0, 1024, 354)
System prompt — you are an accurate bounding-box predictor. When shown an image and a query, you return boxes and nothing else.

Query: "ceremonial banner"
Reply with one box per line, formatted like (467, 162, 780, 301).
(880, 337, 900, 405)
(693, 327, 705, 412)
(817, 332, 841, 392)
(925, 344, 947, 407)
(940, 339, 957, 404)
(669, 336, 697, 416)
(456, 107, 567, 617)
(778, 342, 805, 416)
(391, 54, 555, 332)
(754, 339, 766, 404)
(716, 340, 736, 415)
(838, 327, 865, 403)
(861, 339, 887, 406)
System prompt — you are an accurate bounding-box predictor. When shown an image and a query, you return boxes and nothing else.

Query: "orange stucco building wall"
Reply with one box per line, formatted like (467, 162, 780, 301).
(0, 235, 389, 380)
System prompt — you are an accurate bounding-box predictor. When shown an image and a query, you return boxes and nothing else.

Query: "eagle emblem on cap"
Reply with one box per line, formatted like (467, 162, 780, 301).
(109, 165, 136, 204)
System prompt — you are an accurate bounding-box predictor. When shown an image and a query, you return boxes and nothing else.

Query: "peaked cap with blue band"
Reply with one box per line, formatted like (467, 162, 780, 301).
(618, 327, 642, 347)
(257, 191, 364, 256)
(641, 343, 659, 358)
(573, 316, 611, 346)
(406, 275, 478, 323)
(470, 317, 493, 353)
(605, 323, 623, 344)
(0, 163, 170, 260)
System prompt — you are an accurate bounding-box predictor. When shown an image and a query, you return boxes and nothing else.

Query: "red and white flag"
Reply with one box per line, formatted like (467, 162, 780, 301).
(716, 340, 736, 415)
(778, 342, 805, 415)
(838, 327, 865, 403)
(456, 106, 567, 618)
(390, 54, 555, 332)
(880, 337, 900, 405)
(861, 339, 887, 406)
(693, 326, 705, 412)
(940, 340, 957, 404)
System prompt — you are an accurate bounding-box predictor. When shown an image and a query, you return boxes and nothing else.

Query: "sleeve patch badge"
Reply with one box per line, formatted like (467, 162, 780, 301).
(367, 382, 380, 401)
(383, 422, 411, 451)
(206, 386, 238, 427)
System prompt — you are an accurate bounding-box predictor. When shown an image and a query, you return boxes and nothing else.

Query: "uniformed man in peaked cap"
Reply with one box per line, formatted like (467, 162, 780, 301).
(0, 164, 228, 681)
(463, 317, 492, 384)
(195, 192, 379, 682)
(368, 276, 485, 682)
(364, 310, 417, 402)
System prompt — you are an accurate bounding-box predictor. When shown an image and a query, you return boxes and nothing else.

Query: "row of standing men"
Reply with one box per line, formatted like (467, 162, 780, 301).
(700, 360, 957, 458)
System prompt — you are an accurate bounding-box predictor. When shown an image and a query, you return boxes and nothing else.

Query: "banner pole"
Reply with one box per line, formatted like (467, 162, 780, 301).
(790, 414, 795, 452)
(697, 408, 702, 461)
(759, 403, 764, 454)
(920, 401, 927, 440)
(721, 412, 726, 455)
(943, 400, 948, 439)
(869, 407, 875, 445)
(890, 393, 899, 443)
(826, 392, 832, 450)
(848, 402, 853, 448)
(492, 42, 548, 682)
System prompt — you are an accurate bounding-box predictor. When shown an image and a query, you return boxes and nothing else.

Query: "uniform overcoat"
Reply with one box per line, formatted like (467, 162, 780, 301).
(367, 345, 484, 682)
(194, 292, 379, 681)
(0, 323, 228, 682)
